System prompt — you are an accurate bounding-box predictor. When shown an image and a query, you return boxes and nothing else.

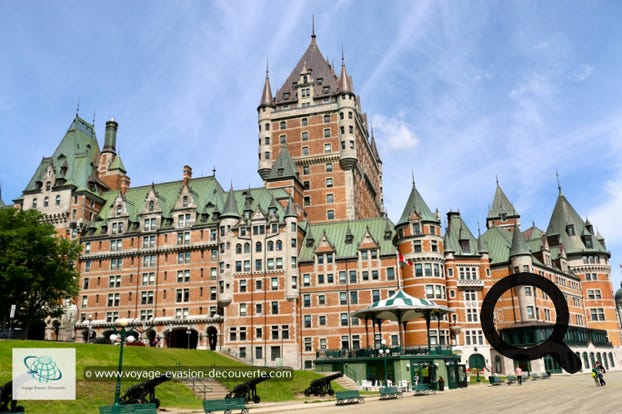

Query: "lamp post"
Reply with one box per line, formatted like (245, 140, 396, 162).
(186, 329, 192, 350)
(378, 339, 391, 386)
(109, 319, 135, 409)
(86, 314, 93, 343)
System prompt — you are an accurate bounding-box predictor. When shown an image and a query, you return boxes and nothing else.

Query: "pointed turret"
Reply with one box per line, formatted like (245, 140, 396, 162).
(221, 186, 240, 219)
(509, 223, 531, 258)
(265, 146, 300, 183)
(284, 196, 297, 219)
(546, 190, 607, 254)
(486, 179, 520, 229)
(258, 64, 275, 109)
(397, 180, 437, 227)
(338, 52, 353, 94)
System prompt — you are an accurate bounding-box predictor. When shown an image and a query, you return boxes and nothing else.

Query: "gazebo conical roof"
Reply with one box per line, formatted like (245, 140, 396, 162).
(352, 289, 452, 351)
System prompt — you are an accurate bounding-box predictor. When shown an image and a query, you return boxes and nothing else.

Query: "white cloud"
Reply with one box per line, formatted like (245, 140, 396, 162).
(571, 64, 594, 82)
(509, 72, 556, 101)
(372, 114, 420, 152)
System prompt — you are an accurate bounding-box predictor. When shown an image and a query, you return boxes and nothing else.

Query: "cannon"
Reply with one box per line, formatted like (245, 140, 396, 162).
(225, 372, 270, 403)
(304, 372, 343, 397)
(0, 381, 25, 413)
(119, 374, 171, 408)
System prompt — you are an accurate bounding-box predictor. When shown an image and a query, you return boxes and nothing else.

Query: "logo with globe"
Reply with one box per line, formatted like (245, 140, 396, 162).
(23, 355, 63, 383)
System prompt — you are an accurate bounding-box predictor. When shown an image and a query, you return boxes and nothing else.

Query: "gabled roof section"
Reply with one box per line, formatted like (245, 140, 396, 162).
(546, 191, 608, 255)
(274, 34, 340, 105)
(299, 217, 395, 261)
(85, 176, 226, 235)
(445, 212, 480, 256)
(265, 146, 299, 182)
(21, 115, 101, 194)
(397, 180, 437, 226)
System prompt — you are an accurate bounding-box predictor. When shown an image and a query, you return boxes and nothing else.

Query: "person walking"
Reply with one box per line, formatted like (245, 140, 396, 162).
(515, 366, 523, 385)
(595, 361, 606, 386)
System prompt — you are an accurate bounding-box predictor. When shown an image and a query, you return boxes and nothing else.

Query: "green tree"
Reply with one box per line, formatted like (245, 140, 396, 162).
(0, 207, 81, 333)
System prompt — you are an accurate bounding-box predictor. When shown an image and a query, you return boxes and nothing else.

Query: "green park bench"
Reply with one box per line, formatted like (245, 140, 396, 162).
(203, 398, 249, 414)
(489, 376, 503, 386)
(506, 375, 516, 385)
(335, 390, 364, 405)
(413, 383, 435, 396)
(379, 386, 403, 400)
(530, 373, 539, 380)
(99, 404, 157, 414)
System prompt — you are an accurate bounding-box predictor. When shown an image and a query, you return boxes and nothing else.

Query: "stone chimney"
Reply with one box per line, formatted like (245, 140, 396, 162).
(120, 175, 131, 196)
(103, 118, 119, 153)
(182, 165, 193, 185)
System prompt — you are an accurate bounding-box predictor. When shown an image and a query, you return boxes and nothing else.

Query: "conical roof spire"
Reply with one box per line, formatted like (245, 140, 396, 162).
(509, 223, 531, 258)
(221, 185, 240, 219)
(259, 60, 274, 108)
(285, 197, 297, 219)
(397, 179, 437, 226)
(338, 47, 353, 94)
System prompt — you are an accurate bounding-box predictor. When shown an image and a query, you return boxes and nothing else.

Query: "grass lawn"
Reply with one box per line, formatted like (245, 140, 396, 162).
(0, 340, 327, 413)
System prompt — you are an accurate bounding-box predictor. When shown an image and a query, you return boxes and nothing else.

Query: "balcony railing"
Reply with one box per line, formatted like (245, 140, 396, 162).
(456, 278, 485, 289)
(315, 345, 454, 360)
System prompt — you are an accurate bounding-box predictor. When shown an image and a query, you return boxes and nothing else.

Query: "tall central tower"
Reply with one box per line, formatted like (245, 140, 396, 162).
(257, 33, 384, 223)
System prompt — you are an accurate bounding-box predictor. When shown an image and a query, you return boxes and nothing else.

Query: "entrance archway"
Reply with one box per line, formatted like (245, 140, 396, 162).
(168, 327, 198, 349)
(207, 326, 218, 350)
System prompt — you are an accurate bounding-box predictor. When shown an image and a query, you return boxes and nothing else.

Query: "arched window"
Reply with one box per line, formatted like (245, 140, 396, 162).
(55, 195, 61, 206)
(276, 240, 283, 251)
(44, 196, 49, 207)
(183, 196, 189, 207)
(244, 243, 250, 253)
(267, 241, 274, 251)
(255, 242, 262, 253)
(235, 244, 242, 254)
(148, 200, 154, 211)
(32, 198, 38, 208)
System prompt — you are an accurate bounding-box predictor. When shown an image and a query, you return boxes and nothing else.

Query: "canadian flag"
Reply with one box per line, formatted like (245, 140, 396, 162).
(398, 251, 409, 267)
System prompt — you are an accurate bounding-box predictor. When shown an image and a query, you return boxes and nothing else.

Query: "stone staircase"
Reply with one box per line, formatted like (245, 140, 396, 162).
(330, 372, 359, 390)
(182, 377, 230, 400)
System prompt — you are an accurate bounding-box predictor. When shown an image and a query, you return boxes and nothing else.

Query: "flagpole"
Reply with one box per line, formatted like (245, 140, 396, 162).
(396, 250, 402, 290)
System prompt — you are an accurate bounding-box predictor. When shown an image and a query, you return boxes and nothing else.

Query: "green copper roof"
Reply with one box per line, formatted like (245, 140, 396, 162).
(545, 192, 608, 255)
(221, 186, 240, 219)
(480, 226, 513, 264)
(487, 182, 518, 220)
(299, 217, 395, 261)
(397, 181, 437, 226)
(265, 146, 299, 182)
(445, 212, 480, 256)
(21, 115, 101, 194)
(108, 154, 126, 172)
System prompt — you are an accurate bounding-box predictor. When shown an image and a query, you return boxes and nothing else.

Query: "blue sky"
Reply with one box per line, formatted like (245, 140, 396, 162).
(1, 1, 622, 290)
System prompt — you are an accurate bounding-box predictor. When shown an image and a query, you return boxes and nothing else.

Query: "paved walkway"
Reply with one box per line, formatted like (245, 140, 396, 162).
(160, 370, 621, 414)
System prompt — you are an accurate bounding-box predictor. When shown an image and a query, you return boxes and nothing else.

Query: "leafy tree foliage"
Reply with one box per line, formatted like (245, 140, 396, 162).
(0, 207, 81, 331)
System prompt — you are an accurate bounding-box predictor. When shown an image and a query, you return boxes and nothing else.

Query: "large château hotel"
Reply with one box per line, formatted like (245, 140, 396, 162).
(9, 31, 622, 379)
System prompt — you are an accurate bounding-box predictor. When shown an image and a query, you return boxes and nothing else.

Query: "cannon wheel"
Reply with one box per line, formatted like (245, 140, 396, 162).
(304, 389, 311, 397)
(328, 389, 334, 396)
(253, 395, 260, 403)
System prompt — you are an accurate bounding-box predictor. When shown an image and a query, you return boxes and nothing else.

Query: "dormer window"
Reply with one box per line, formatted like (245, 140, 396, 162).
(283, 93, 289, 99)
(500, 213, 507, 222)
(183, 196, 189, 207)
(566, 224, 575, 236)
(45, 181, 51, 191)
(148, 200, 154, 212)
(460, 240, 471, 253)
(116, 204, 122, 215)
